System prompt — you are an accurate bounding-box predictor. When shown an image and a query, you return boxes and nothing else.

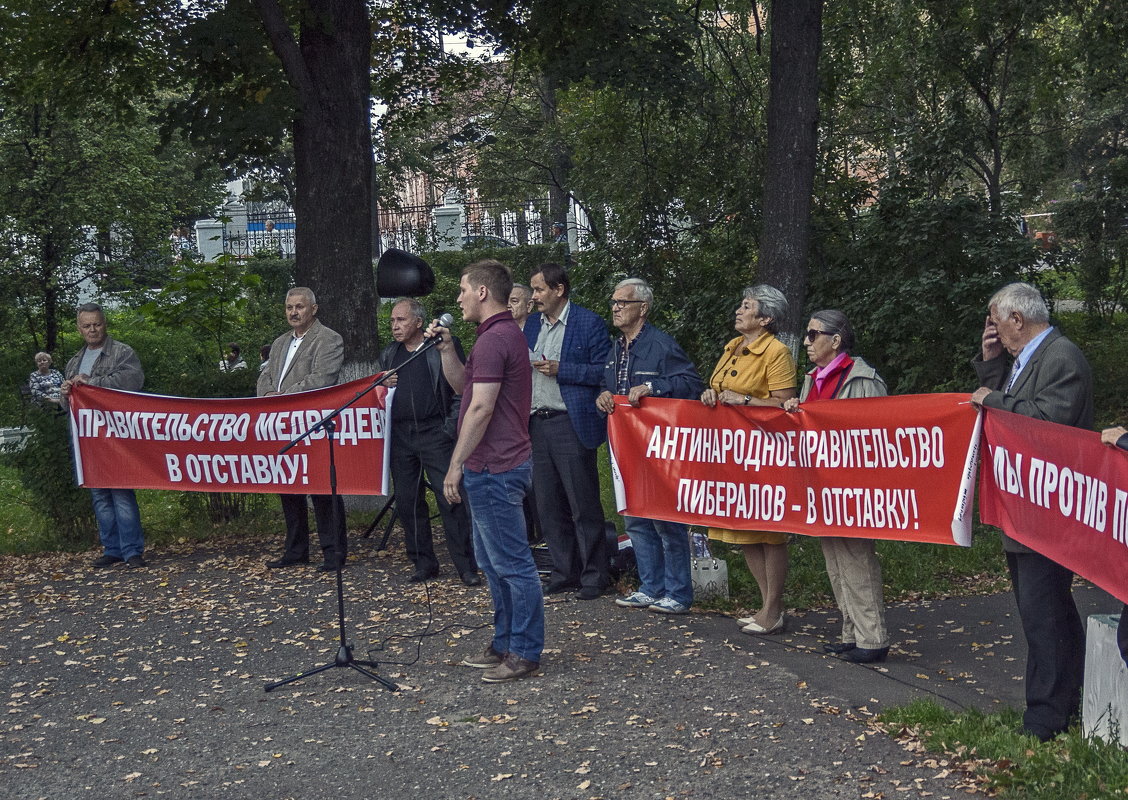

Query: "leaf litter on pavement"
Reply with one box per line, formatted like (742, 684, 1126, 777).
(1, 531, 995, 797)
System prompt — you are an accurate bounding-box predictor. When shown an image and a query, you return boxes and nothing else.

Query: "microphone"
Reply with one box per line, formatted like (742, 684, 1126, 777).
(422, 313, 454, 344)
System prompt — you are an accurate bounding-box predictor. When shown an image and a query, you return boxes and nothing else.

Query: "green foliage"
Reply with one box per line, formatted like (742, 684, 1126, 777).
(1057, 311, 1128, 428)
(0, 462, 45, 552)
(105, 254, 293, 399)
(138, 254, 266, 367)
(882, 699, 1128, 799)
(810, 192, 1033, 394)
(415, 243, 566, 344)
(512, 0, 700, 98)
(1050, 156, 1128, 321)
(163, 0, 296, 177)
(3, 407, 96, 548)
(567, 245, 744, 373)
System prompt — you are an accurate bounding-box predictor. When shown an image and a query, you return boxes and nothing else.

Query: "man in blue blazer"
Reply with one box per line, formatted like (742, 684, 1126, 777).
(525, 263, 612, 599)
(971, 282, 1093, 741)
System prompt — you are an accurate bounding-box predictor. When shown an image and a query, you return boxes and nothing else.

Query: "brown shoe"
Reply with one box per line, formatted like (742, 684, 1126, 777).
(481, 653, 541, 683)
(461, 646, 505, 669)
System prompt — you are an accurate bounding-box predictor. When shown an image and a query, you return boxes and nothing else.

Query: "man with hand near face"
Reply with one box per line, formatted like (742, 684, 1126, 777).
(525, 262, 611, 599)
(257, 287, 347, 572)
(61, 303, 146, 569)
(430, 260, 542, 683)
(971, 281, 1093, 741)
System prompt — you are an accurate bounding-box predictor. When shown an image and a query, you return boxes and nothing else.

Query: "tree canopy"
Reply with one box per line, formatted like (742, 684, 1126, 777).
(3, 0, 1127, 412)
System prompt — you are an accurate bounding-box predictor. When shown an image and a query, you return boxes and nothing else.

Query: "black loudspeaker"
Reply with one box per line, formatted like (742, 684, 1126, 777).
(376, 248, 435, 297)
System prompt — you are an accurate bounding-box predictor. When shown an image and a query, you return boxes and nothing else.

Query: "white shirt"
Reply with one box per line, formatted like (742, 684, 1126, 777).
(277, 334, 305, 392)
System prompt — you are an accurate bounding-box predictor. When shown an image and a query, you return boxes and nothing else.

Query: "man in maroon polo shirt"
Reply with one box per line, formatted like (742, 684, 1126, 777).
(429, 259, 543, 683)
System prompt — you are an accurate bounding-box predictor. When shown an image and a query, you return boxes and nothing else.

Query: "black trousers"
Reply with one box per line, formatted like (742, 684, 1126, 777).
(1006, 549, 1085, 737)
(530, 413, 607, 590)
(279, 493, 347, 564)
(389, 420, 475, 576)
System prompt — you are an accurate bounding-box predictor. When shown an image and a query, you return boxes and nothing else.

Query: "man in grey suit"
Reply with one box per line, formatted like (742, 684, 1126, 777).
(971, 282, 1093, 741)
(257, 287, 347, 571)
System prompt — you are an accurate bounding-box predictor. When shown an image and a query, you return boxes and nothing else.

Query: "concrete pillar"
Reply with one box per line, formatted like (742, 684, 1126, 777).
(432, 189, 463, 251)
(195, 219, 225, 262)
(1082, 613, 1128, 746)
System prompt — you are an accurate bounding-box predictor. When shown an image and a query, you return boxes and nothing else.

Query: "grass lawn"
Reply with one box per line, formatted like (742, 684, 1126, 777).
(881, 699, 1128, 798)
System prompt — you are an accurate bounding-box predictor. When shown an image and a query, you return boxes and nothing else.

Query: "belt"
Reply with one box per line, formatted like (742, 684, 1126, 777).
(531, 408, 567, 419)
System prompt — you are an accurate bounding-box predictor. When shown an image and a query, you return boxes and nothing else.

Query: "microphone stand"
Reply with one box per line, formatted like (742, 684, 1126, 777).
(264, 332, 445, 693)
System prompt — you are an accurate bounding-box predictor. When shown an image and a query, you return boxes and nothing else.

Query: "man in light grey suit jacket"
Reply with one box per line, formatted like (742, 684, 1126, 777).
(257, 287, 347, 571)
(971, 282, 1093, 741)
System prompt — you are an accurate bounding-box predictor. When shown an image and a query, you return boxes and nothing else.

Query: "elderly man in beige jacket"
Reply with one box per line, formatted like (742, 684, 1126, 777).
(257, 287, 346, 571)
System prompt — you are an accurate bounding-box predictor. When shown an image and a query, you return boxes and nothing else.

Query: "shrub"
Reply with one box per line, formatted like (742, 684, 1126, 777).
(4, 406, 96, 547)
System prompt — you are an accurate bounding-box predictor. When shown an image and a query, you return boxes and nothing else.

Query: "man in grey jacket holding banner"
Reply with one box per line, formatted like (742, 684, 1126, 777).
(971, 282, 1093, 741)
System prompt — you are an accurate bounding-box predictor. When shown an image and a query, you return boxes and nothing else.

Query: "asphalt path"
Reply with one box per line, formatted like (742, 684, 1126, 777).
(1, 534, 1120, 799)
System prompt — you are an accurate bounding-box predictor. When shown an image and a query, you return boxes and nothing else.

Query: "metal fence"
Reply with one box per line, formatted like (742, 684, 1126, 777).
(216, 197, 566, 258)
(223, 203, 297, 259)
(462, 198, 555, 247)
(377, 204, 436, 254)
(378, 197, 559, 254)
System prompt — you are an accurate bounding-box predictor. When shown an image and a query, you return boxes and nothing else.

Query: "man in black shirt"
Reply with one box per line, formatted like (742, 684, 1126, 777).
(381, 298, 479, 585)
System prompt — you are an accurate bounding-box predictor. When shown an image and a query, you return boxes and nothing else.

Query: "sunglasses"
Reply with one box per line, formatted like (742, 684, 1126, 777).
(805, 329, 836, 342)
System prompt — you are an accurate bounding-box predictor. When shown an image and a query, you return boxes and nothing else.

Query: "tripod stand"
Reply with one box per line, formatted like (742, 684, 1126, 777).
(264, 411, 398, 692)
(265, 330, 448, 693)
(361, 478, 443, 553)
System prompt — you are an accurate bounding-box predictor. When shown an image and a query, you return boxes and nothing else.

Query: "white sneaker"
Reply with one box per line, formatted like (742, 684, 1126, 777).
(648, 597, 690, 615)
(615, 591, 659, 608)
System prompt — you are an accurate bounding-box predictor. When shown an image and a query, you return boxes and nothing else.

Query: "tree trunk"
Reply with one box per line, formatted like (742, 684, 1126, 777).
(256, 0, 380, 380)
(758, 0, 824, 339)
(41, 237, 59, 353)
(539, 73, 572, 228)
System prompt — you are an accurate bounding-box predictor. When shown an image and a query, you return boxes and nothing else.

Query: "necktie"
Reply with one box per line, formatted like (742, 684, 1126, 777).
(1005, 359, 1021, 393)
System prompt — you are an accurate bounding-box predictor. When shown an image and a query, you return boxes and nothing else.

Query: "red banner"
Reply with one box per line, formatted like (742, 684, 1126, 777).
(68, 378, 390, 495)
(607, 393, 981, 546)
(980, 408, 1128, 603)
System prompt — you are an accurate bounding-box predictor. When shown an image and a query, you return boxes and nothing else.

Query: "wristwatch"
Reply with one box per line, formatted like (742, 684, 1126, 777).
(644, 381, 655, 395)
(743, 395, 751, 405)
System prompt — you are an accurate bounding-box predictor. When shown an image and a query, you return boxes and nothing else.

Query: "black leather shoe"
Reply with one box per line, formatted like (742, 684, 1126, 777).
(460, 571, 482, 587)
(125, 555, 147, 569)
(410, 567, 439, 583)
(92, 554, 123, 567)
(317, 561, 343, 572)
(543, 581, 580, 595)
(823, 642, 857, 654)
(1021, 725, 1058, 742)
(838, 646, 889, 663)
(577, 586, 607, 600)
(266, 557, 309, 569)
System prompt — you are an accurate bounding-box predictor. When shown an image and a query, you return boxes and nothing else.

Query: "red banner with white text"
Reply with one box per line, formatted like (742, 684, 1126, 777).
(980, 408, 1128, 603)
(607, 393, 981, 546)
(68, 378, 390, 495)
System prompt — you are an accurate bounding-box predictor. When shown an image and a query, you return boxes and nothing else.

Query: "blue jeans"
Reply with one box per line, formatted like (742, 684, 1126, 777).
(624, 516, 692, 607)
(90, 488, 144, 560)
(463, 460, 544, 663)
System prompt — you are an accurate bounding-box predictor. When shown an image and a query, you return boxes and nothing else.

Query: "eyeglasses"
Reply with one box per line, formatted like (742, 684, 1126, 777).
(805, 328, 836, 342)
(610, 299, 646, 309)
